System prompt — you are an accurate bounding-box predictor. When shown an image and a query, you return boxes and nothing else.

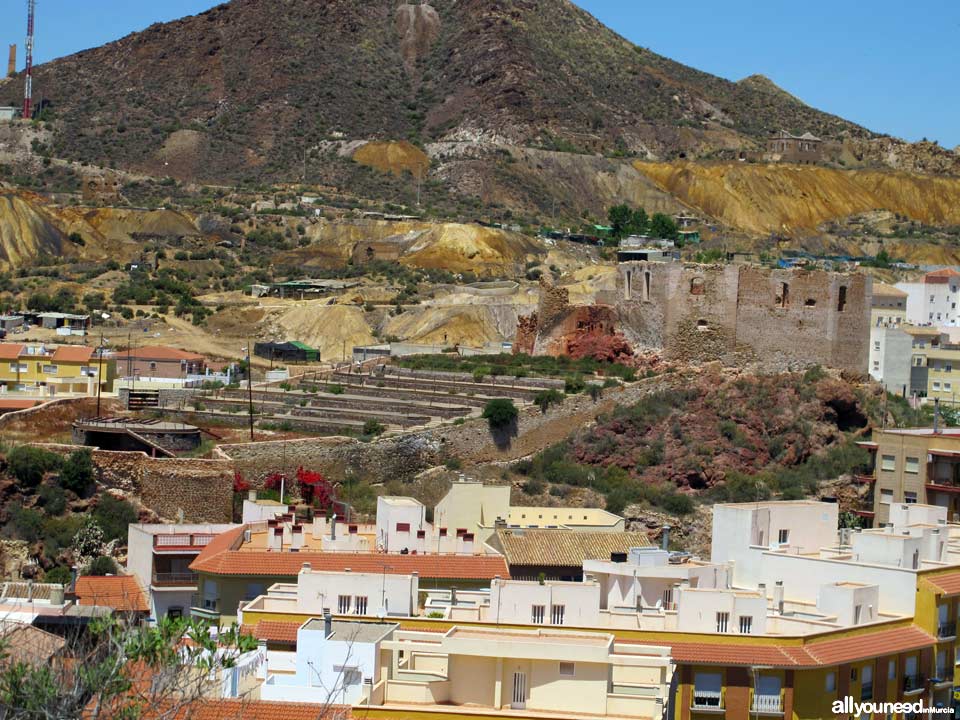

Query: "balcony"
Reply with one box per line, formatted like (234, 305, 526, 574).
(190, 593, 221, 621)
(692, 690, 723, 711)
(938, 621, 957, 639)
(903, 674, 924, 694)
(751, 694, 783, 714)
(152, 571, 198, 588)
(153, 534, 215, 551)
(934, 667, 954, 686)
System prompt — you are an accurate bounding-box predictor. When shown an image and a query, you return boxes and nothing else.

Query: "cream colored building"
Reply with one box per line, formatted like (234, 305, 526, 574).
(435, 481, 511, 544)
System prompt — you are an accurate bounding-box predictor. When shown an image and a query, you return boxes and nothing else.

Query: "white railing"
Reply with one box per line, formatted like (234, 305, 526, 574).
(752, 693, 783, 713)
(692, 690, 722, 708)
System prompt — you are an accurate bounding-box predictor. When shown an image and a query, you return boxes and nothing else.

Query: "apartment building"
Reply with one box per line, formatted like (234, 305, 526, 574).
(126, 523, 238, 621)
(871, 281, 909, 328)
(864, 427, 960, 524)
(898, 268, 960, 326)
(0, 342, 116, 395)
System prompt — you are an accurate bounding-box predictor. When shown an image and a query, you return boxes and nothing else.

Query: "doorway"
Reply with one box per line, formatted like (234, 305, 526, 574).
(511, 671, 527, 710)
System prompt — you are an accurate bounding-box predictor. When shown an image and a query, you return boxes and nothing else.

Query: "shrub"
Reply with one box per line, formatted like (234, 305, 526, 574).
(93, 494, 138, 544)
(326, 384, 345, 395)
(60, 448, 95, 495)
(10, 507, 43, 542)
(660, 492, 694, 515)
(38, 484, 67, 515)
(87, 555, 118, 576)
(587, 384, 603, 401)
(43, 566, 72, 585)
(564, 375, 586, 394)
(363, 420, 386, 437)
(533, 389, 564, 413)
(444, 457, 462, 470)
(482, 399, 518, 430)
(6, 446, 63, 489)
(522, 477, 546, 495)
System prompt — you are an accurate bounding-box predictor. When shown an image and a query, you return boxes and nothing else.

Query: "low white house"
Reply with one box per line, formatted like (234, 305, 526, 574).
(260, 616, 397, 705)
(487, 577, 601, 627)
(376, 496, 427, 552)
(296, 564, 419, 618)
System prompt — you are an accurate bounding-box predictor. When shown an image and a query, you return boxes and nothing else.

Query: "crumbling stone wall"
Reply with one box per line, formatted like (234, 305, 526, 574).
(613, 262, 871, 372)
(36, 444, 234, 522)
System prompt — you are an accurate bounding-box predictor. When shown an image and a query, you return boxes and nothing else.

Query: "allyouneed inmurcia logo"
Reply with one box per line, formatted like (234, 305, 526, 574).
(832, 698, 953, 716)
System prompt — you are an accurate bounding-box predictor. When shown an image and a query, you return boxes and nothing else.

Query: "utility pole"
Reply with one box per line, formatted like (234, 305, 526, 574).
(22, 0, 35, 121)
(245, 341, 255, 442)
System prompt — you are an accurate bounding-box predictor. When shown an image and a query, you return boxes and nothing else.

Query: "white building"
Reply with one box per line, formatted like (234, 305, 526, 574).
(126, 523, 236, 622)
(869, 324, 912, 394)
(260, 616, 397, 705)
(487, 577, 601, 627)
(897, 268, 960, 327)
(376, 496, 427, 553)
(296, 564, 419, 618)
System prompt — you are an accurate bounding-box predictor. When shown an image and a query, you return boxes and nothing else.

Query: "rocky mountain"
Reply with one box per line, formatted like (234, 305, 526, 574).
(0, 0, 892, 183)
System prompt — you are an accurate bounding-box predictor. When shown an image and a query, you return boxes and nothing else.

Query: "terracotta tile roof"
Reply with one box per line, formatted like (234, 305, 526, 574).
(0, 343, 24, 360)
(74, 575, 149, 613)
(124, 346, 206, 362)
(51, 345, 95, 363)
(926, 268, 960, 281)
(0, 399, 41, 411)
(924, 571, 960, 596)
(0, 621, 66, 666)
(803, 625, 935, 665)
(662, 624, 936, 669)
(244, 620, 301, 644)
(90, 698, 349, 720)
(490, 528, 651, 568)
(191, 526, 508, 580)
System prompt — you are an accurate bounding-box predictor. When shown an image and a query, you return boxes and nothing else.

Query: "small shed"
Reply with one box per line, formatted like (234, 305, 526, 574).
(254, 341, 319, 363)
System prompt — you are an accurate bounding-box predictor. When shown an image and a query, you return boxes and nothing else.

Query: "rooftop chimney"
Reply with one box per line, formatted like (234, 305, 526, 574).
(331, 513, 338, 541)
(301, 562, 312, 573)
(323, 608, 332, 638)
(248, 489, 257, 502)
(270, 527, 283, 551)
(773, 580, 784, 614)
(661, 525, 671, 551)
(291, 525, 304, 551)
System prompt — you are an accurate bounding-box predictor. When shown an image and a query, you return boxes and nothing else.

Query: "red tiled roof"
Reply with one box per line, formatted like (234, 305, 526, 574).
(925, 269, 960, 284)
(124, 346, 206, 362)
(803, 625, 934, 665)
(663, 624, 935, 668)
(0, 344, 24, 360)
(190, 526, 508, 580)
(0, 399, 41, 411)
(89, 698, 349, 720)
(925, 571, 960, 596)
(243, 620, 301, 644)
(51, 345, 95, 363)
(74, 575, 149, 613)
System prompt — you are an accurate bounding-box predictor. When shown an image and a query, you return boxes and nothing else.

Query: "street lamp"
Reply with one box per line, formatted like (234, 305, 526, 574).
(95, 313, 110, 416)
(242, 343, 254, 441)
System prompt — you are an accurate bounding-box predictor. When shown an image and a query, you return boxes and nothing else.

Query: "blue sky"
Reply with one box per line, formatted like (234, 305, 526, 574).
(2, 0, 957, 148)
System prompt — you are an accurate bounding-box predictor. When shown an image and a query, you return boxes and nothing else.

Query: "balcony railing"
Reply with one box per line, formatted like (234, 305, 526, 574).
(939, 621, 957, 638)
(152, 571, 198, 587)
(751, 694, 782, 713)
(190, 593, 221, 619)
(692, 690, 722, 709)
(903, 674, 924, 692)
(860, 682, 873, 701)
(154, 534, 215, 550)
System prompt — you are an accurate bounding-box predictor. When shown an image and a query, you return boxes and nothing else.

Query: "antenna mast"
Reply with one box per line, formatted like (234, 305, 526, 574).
(23, 0, 36, 120)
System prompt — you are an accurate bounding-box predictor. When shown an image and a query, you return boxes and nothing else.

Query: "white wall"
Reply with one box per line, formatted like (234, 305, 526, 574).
(675, 589, 767, 635)
(816, 583, 879, 626)
(376, 498, 426, 553)
(296, 569, 418, 617)
(436, 483, 511, 545)
(487, 579, 601, 627)
(293, 625, 380, 705)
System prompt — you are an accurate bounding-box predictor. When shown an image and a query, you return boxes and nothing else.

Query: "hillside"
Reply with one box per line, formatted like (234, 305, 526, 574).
(0, 0, 888, 182)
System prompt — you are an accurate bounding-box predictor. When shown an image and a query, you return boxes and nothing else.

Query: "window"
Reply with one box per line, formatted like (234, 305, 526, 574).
(551, 604, 565, 625)
(777, 529, 790, 545)
(8, 363, 27, 372)
(333, 665, 362, 687)
(861, 665, 873, 700)
(825, 672, 836, 692)
(395, 522, 410, 532)
(932, 295, 936, 303)
(531, 605, 545, 624)
(905, 457, 920, 474)
(148, 362, 157, 370)
(880, 455, 896, 472)
(776, 282, 790, 308)
(905, 491, 918, 504)
(805, 298, 817, 307)
(662, 587, 674, 608)
(934, 381, 942, 391)
(80, 366, 97, 377)
(947, 383, 953, 392)
(558, 662, 575, 677)
(948, 363, 954, 373)
(643, 271, 651, 302)
(854, 604, 862, 624)
(716, 612, 729, 633)
(41, 365, 57, 375)
(873, 361, 880, 370)
(888, 659, 896, 681)
(354, 596, 368, 615)
(167, 606, 184, 619)
(693, 672, 722, 708)
(739, 616, 753, 634)
(874, 341, 881, 350)
(244, 583, 265, 601)
(338, 595, 352, 614)
(838, 286, 847, 312)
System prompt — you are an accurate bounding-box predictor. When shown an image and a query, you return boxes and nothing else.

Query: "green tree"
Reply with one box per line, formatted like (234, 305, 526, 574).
(43, 566, 72, 585)
(92, 494, 138, 544)
(6, 446, 63, 489)
(482, 398, 518, 430)
(60, 448, 95, 495)
(607, 204, 633, 239)
(649, 212, 680, 241)
(87, 555, 118, 576)
(631, 208, 649, 236)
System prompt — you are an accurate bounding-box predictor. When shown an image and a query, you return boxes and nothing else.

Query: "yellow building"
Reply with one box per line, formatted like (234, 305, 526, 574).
(0, 342, 116, 395)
